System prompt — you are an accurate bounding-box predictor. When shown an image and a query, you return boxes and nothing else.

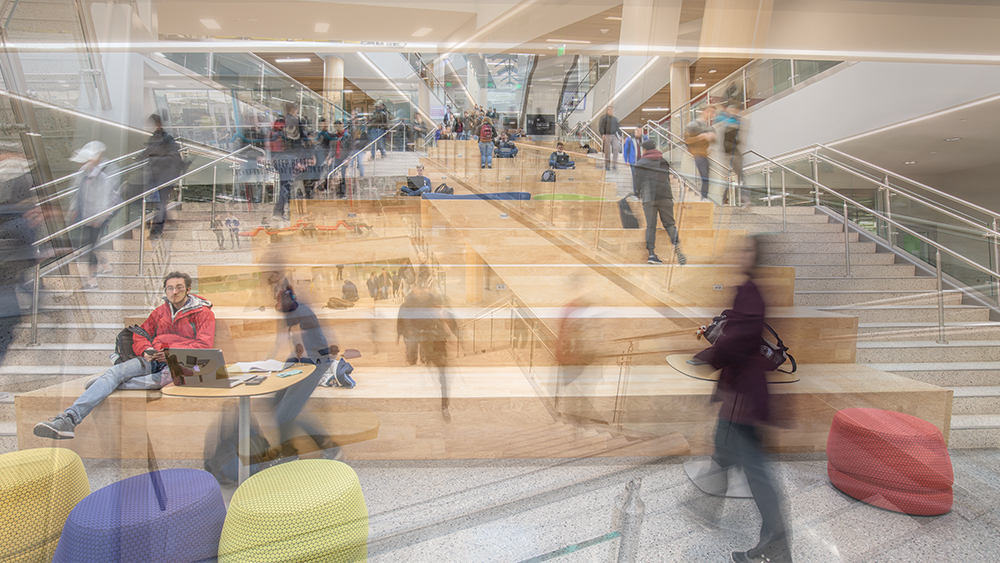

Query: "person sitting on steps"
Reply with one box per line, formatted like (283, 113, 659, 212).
(549, 142, 576, 170)
(33, 272, 215, 440)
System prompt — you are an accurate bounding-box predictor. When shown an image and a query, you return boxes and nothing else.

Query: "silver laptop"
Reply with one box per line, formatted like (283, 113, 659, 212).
(163, 348, 251, 388)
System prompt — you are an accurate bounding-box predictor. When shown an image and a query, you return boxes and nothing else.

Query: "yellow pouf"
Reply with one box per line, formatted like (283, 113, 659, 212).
(219, 459, 369, 563)
(0, 448, 90, 563)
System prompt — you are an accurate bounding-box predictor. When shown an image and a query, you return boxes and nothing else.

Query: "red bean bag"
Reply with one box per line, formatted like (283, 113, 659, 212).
(827, 408, 952, 516)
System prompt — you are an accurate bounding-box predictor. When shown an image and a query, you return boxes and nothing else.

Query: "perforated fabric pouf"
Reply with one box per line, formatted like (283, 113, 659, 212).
(0, 448, 90, 563)
(827, 408, 953, 516)
(52, 468, 226, 563)
(219, 459, 368, 563)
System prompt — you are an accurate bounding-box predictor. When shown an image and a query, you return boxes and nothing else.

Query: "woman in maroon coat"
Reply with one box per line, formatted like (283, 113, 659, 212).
(696, 236, 791, 563)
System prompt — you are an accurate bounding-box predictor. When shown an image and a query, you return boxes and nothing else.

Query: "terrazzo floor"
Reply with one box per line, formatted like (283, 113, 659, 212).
(80, 448, 1000, 562)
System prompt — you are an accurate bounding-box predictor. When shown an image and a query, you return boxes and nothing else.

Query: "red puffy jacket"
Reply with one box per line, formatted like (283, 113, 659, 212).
(131, 294, 216, 356)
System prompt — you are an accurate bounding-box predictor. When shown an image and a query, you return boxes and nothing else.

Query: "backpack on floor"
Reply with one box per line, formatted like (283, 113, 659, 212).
(111, 325, 152, 365)
(541, 170, 556, 182)
(618, 197, 639, 229)
(434, 183, 454, 194)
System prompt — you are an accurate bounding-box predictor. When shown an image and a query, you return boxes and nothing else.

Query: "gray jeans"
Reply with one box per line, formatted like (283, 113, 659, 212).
(603, 134, 621, 170)
(65, 357, 165, 424)
(643, 198, 679, 254)
(713, 417, 786, 545)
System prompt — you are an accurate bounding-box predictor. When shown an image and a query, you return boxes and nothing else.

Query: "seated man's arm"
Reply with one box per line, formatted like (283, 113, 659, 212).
(131, 309, 159, 357)
(549, 153, 557, 168)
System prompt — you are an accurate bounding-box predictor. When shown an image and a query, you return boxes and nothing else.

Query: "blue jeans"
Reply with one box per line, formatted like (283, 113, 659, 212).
(353, 151, 365, 177)
(401, 185, 431, 196)
(479, 141, 493, 167)
(370, 128, 386, 157)
(65, 357, 166, 424)
(695, 157, 710, 199)
(273, 180, 291, 217)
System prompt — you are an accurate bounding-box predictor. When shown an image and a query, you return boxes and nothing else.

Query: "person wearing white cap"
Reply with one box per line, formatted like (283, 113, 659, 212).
(70, 140, 120, 289)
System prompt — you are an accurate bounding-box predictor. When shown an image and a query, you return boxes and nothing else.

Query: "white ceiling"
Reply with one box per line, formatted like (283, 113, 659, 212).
(830, 94, 1000, 177)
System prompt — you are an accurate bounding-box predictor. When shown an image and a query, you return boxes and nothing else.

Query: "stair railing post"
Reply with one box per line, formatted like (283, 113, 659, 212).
(780, 169, 787, 232)
(28, 263, 40, 347)
(884, 176, 894, 247)
(765, 168, 771, 207)
(843, 200, 851, 278)
(936, 249, 947, 344)
(137, 198, 147, 276)
(811, 153, 820, 207)
(211, 164, 217, 219)
(992, 218, 1000, 306)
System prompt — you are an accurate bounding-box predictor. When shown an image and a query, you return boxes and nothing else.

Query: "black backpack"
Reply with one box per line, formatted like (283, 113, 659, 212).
(434, 183, 454, 194)
(113, 325, 152, 365)
(541, 170, 556, 182)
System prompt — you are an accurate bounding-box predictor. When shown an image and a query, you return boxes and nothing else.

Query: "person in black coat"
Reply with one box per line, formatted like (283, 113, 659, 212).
(695, 236, 791, 563)
(144, 114, 184, 238)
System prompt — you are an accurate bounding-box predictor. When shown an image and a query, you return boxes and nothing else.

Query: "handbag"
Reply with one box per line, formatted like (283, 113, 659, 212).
(697, 310, 797, 374)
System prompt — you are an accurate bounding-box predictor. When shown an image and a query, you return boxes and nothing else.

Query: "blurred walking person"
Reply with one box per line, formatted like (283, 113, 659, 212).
(684, 105, 717, 201)
(397, 283, 458, 421)
(70, 141, 119, 289)
(694, 236, 791, 563)
(598, 106, 621, 171)
(144, 114, 184, 239)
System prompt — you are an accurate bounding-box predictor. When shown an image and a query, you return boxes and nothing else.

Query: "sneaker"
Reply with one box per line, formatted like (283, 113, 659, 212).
(647, 254, 663, 265)
(674, 245, 687, 265)
(82, 283, 98, 290)
(34, 414, 76, 440)
(84, 375, 100, 390)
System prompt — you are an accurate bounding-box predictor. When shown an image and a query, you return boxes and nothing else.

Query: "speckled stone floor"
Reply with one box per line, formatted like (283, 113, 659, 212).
(78, 448, 1000, 562)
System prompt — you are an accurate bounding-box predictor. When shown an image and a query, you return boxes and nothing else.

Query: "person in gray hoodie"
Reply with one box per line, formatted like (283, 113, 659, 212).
(633, 139, 686, 265)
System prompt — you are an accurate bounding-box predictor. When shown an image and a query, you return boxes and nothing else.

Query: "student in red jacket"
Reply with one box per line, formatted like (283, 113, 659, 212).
(34, 271, 215, 440)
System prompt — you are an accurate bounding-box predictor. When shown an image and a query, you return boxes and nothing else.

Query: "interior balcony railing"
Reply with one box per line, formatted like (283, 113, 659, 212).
(741, 145, 1000, 307)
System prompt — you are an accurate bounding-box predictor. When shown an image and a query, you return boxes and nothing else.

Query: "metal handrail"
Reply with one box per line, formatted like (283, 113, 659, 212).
(33, 159, 147, 207)
(646, 120, 733, 173)
(741, 144, 1000, 238)
(27, 143, 257, 345)
(812, 154, 1000, 238)
(458, 294, 516, 329)
(324, 122, 403, 187)
(818, 144, 1000, 223)
(745, 148, 1000, 331)
(33, 144, 256, 247)
(29, 148, 145, 193)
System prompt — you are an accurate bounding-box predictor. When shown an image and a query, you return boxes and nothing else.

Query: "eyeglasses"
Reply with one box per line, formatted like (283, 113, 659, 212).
(165, 285, 187, 293)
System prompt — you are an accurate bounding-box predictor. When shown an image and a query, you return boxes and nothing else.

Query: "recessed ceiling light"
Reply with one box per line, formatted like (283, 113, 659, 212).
(147, 80, 159, 85)
(314, 23, 329, 33)
(200, 19, 221, 30)
(929, 151, 938, 154)
(641, 107, 670, 112)
(959, 118, 968, 122)
(944, 137, 961, 142)
(412, 28, 433, 37)
(605, 16, 622, 21)
(904, 161, 917, 165)
(690, 83, 706, 87)
(343, 89, 353, 93)
(708, 69, 717, 74)
(275, 58, 311, 63)
(546, 39, 591, 44)
(166, 84, 176, 88)
(697, 77, 703, 80)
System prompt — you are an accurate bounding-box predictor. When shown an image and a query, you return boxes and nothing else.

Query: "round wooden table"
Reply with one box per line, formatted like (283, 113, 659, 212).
(162, 363, 315, 484)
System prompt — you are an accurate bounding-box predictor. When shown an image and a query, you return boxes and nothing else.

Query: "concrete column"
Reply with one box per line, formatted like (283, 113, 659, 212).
(669, 61, 691, 108)
(323, 56, 345, 112)
(670, 59, 691, 129)
(465, 243, 484, 304)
